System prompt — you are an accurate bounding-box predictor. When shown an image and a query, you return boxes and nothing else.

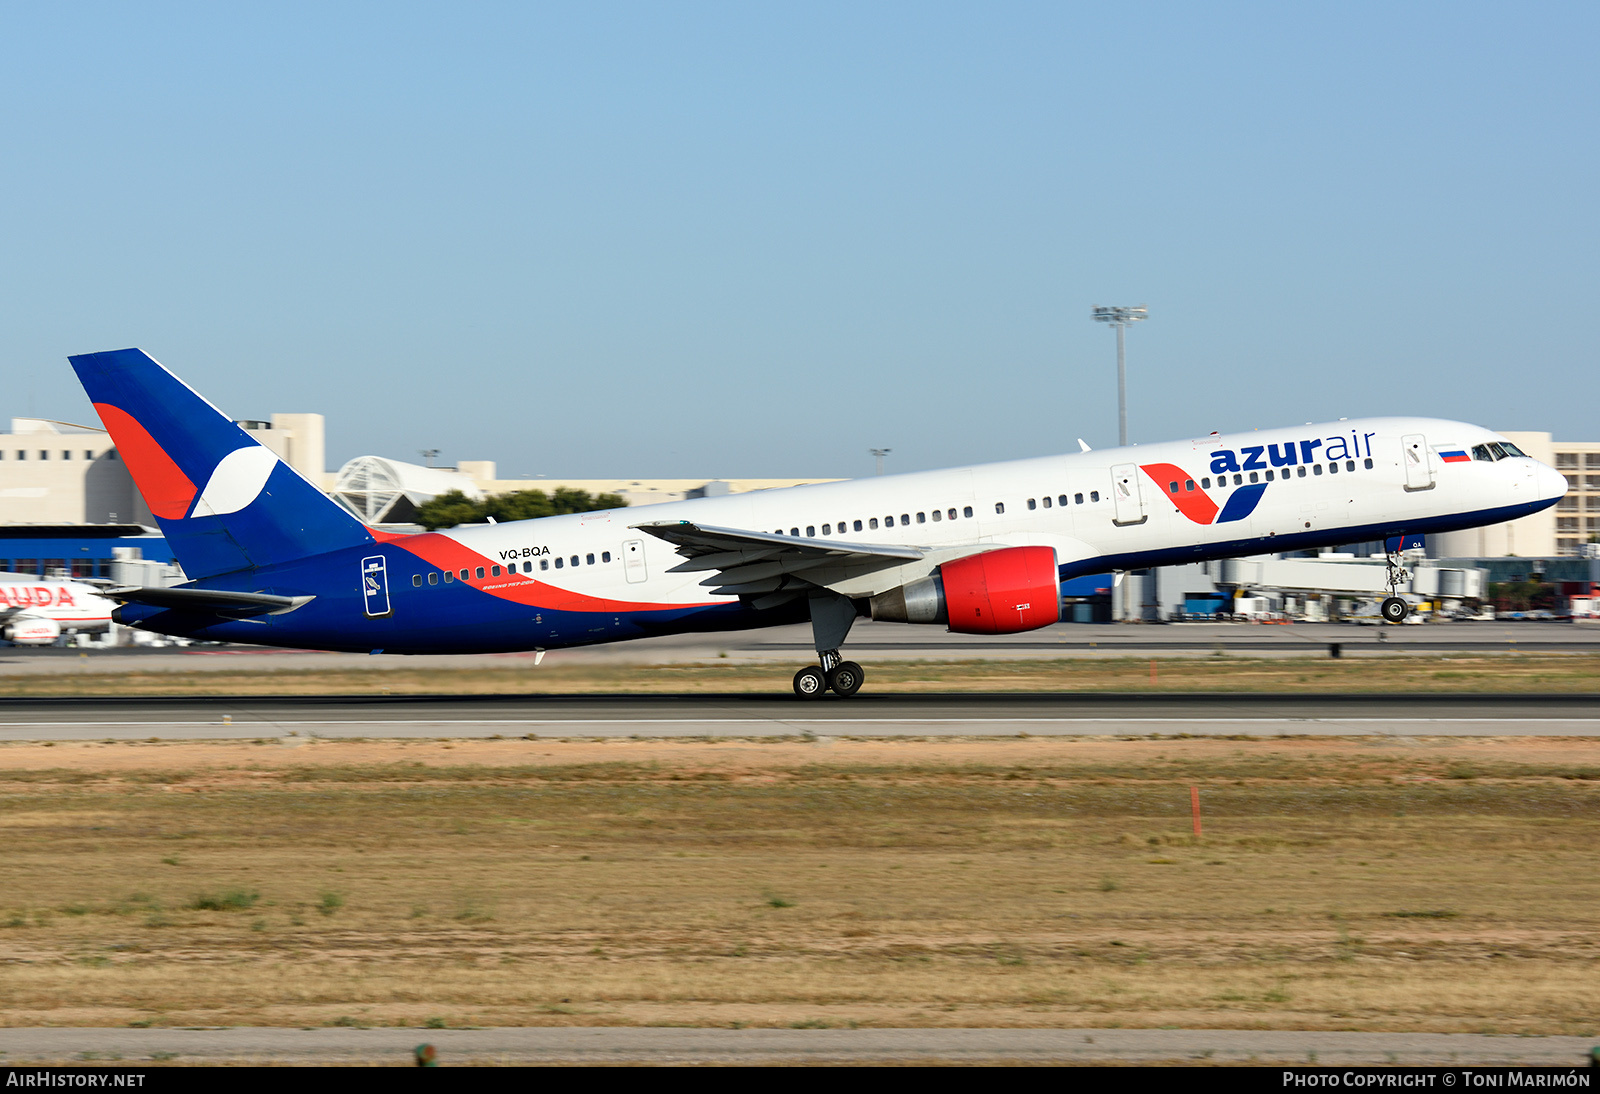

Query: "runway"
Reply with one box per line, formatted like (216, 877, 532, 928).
(0, 1025, 1593, 1065)
(3, 692, 1600, 740)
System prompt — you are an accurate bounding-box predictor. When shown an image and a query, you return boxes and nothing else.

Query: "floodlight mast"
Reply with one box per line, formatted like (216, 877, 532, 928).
(1091, 305, 1148, 447)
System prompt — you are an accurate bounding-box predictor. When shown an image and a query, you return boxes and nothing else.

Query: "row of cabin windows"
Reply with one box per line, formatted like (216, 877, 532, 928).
(775, 490, 1113, 536)
(777, 507, 977, 537)
(410, 550, 614, 587)
(0, 450, 111, 461)
(1025, 491, 1102, 510)
(1163, 458, 1375, 495)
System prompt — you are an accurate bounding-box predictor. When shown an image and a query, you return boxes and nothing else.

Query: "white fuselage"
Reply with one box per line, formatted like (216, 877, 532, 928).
(432, 416, 1566, 611)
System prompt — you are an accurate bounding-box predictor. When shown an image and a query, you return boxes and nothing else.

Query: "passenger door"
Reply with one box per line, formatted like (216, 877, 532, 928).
(1402, 434, 1435, 491)
(622, 539, 648, 584)
(361, 556, 392, 617)
(1110, 463, 1147, 526)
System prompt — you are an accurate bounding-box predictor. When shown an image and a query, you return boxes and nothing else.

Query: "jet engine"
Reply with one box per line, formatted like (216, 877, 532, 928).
(3, 615, 62, 646)
(869, 546, 1060, 635)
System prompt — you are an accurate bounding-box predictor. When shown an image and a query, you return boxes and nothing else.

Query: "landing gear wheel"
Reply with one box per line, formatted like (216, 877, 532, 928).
(793, 666, 828, 699)
(1381, 596, 1410, 624)
(828, 661, 864, 697)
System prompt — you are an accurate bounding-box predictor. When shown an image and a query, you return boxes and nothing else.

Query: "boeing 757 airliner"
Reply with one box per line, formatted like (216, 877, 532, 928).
(72, 349, 1567, 697)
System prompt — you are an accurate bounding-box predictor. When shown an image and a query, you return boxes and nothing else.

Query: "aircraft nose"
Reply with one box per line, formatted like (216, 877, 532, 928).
(1538, 462, 1569, 501)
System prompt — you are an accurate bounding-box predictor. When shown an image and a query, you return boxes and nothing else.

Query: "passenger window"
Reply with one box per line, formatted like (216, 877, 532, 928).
(822, 524, 831, 535)
(1297, 466, 1307, 478)
(1248, 472, 1258, 483)
(541, 559, 549, 571)
(459, 569, 469, 580)
(1185, 480, 1195, 491)
(554, 558, 563, 569)
(916, 512, 926, 524)
(1167, 482, 1178, 494)
(854, 520, 863, 531)
(491, 565, 502, 576)
(475, 566, 486, 578)
(62, 451, 71, 460)
(85, 450, 94, 460)
(602, 552, 611, 563)
(1328, 462, 1338, 474)
(995, 502, 1006, 514)
(1057, 495, 1067, 507)
(790, 528, 799, 537)
(1313, 464, 1323, 476)
(1233, 474, 1243, 486)
(428, 572, 439, 585)
(869, 518, 879, 530)
(1089, 491, 1099, 502)
(1346, 460, 1355, 472)
(806, 526, 815, 537)
(931, 510, 941, 521)
(571, 555, 579, 566)
(901, 514, 910, 525)
(412, 574, 422, 587)
(1265, 470, 1274, 481)
(948, 508, 957, 519)
(964, 506, 973, 518)
(443, 571, 454, 583)
(1363, 458, 1373, 469)
(1074, 493, 1084, 505)
(1201, 477, 1211, 489)
(586, 553, 595, 565)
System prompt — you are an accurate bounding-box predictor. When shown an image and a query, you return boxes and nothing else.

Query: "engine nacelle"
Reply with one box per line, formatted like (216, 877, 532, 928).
(4, 615, 62, 646)
(870, 546, 1060, 635)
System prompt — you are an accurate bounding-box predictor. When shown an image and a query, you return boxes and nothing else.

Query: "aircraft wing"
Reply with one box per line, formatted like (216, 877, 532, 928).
(104, 587, 315, 617)
(632, 521, 925, 609)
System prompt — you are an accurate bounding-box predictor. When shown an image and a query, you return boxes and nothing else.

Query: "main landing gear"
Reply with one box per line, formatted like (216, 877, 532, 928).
(1381, 541, 1411, 624)
(793, 589, 866, 699)
(793, 651, 865, 699)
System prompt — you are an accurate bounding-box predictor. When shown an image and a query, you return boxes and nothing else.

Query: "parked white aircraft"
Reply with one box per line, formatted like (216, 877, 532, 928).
(0, 574, 118, 646)
(74, 349, 1568, 695)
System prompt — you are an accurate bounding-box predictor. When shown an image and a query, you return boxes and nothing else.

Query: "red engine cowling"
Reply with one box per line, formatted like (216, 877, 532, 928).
(940, 546, 1060, 635)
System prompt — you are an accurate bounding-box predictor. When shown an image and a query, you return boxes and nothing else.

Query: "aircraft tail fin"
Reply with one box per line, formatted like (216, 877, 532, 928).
(69, 348, 373, 579)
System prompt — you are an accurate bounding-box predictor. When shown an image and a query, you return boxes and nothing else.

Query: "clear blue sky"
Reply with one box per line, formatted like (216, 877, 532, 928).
(2, 2, 1594, 479)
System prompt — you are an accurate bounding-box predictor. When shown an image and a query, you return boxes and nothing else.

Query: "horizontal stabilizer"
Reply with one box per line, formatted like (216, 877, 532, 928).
(106, 586, 314, 616)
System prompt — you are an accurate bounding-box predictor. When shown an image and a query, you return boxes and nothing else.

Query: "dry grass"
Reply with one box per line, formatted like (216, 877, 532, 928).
(4, 651, 1600, 696)
(0, 736, 1597, 1032)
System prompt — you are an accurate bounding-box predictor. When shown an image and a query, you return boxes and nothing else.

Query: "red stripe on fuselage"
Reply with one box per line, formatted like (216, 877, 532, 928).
(386, 532, 716, 614)
(1140, 463, 1219, 525)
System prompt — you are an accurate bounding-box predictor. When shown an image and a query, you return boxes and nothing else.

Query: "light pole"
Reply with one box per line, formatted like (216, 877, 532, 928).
(1091, 305, 1148, 446)
(419, 449, 440, 468)
(870, 448, 891, 476)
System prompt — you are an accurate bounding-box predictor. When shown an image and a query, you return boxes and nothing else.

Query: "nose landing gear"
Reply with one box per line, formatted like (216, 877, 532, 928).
(1382, 542, 1411, 624)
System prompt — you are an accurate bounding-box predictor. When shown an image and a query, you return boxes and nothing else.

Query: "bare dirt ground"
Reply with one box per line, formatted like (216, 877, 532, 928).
(1, 734, 1596, 1033)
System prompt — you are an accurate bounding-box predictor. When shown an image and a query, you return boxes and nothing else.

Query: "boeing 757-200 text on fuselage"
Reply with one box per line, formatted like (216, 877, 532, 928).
(73, 349, 1567, 697)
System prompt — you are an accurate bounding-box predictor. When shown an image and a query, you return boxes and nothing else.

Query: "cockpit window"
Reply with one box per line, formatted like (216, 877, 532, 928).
(1498, 441, 1527, 458)
(1472, 445, 1494, 462)
(1488, 442, 1509, 460)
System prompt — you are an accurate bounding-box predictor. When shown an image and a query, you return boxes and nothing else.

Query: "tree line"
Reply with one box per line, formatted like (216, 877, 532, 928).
(413, 488, 628, 531)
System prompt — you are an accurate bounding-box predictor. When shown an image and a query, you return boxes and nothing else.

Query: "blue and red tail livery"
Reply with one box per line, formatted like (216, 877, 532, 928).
(69, 349, 374, 579)
(68, 347, 1569, 696)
